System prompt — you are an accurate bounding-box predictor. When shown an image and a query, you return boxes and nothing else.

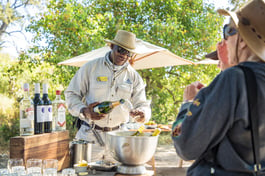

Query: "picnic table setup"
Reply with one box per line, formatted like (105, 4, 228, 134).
(3, 122, 186, 176)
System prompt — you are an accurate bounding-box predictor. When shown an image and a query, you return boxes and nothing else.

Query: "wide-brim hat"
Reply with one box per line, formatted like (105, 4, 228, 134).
(104, 30, 137, 53)
(205, 50, 218, 60)
(217, 0, 265, 62)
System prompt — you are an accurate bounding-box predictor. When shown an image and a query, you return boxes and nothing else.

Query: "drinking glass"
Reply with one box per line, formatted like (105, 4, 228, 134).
(62, 168, 75, 176)
(8, 158, 25, 174)
(0, 168, 9, 175)
(26, 159, 42, 175)
(43, 159, 58, 176)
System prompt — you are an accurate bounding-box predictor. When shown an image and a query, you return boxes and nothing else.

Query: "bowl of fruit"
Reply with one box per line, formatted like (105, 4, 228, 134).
(144, 121, 157, 129)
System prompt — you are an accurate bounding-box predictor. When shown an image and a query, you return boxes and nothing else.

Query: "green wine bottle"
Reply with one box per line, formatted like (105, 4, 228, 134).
(93, 99, 125, 114)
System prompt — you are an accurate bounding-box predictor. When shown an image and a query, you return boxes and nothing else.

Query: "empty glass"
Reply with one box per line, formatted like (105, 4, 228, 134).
(26, 159, 42, 175)
(62, 168, 75, 176)
(8, 158, 25, 174)
(43, 159, 58, 176)
(0, 168, 9, 175)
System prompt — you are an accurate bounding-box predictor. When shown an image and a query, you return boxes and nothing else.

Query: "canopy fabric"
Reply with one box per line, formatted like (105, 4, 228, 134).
(58, 39, 195, 69)
(195, 59, 218, 65)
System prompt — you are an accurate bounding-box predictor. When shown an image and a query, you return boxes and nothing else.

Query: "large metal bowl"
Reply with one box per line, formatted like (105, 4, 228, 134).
(106, 131, 158, 166)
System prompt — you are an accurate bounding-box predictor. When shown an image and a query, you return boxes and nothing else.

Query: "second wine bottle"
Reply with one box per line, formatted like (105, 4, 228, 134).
(42, 83, 52, 133)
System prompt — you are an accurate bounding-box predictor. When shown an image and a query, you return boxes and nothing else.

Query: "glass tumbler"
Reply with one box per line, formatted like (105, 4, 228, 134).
(43, 159, 58, 176)
(26, 159, 42, 175)
(7, 158, 25, 174)
(62, 168, 75, 176)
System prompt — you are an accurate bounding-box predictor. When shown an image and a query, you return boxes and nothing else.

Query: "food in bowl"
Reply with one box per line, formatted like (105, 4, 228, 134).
(74, 160, 88, 173)
(144, 121, 157, 129)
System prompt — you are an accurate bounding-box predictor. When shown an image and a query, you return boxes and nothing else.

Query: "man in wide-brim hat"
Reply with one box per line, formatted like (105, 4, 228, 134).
(172, 0, 265, 175)
(65, 30, 151, 160)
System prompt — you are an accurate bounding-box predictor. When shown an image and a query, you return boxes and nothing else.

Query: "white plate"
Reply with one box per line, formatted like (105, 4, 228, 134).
(88, 161, 119, 171)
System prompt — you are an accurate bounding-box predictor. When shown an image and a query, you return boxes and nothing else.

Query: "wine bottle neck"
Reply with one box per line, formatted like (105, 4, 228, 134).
(24, 90, 30, 98)
(56, 95, 61, 99)
(112, 101, 120, 107)
(42, 93, 49, 99)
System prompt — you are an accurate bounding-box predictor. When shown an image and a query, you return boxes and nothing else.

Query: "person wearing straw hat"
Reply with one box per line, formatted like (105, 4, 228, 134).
(206, 40, 236, 71)
(65, 30, 151, 159)
(172, 0, 265, 175)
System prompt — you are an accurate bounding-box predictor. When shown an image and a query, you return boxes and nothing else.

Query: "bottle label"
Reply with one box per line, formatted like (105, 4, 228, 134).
(93, 106, 100, 114)
(37, 106, 45, 123)
(44, 105, 52, 122)
(57, 104, 66, 127)
(20, 107, 34, 128)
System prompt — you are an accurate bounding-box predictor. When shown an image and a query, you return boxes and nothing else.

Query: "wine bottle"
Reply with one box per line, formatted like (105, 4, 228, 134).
(93, 99, 125, 114)
(52, 90, 66, 131)
(42, 83, 52, 133)
(33, 83, 44, 134)
(151, 128, 161, 136)
(131, 125, 145, 136)
(19, 83, 34, 136)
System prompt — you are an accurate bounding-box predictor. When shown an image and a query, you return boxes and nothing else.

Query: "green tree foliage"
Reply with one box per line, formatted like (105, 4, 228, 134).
(25, 0, 224, 123)
(0, 0, 41, 49)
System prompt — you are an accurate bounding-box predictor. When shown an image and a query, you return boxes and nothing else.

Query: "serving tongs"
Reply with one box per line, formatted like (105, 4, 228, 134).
(91, 124, 105, 147)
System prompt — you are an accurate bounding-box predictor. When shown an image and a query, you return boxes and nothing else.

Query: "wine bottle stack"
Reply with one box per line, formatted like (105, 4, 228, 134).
(19, 83, 67, 136)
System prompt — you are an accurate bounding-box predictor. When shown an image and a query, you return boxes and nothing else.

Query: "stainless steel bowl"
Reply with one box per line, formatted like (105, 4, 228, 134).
(106, 131, 158, 166)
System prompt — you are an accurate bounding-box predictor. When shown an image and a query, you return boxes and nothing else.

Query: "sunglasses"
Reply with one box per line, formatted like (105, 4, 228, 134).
(223, 24, 238, 40)
(115, 45, 134, 57)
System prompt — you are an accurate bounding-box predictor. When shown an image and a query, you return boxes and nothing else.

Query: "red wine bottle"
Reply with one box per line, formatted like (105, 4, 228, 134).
(33, 83, 44, 134)
(42, 83, 52, 133)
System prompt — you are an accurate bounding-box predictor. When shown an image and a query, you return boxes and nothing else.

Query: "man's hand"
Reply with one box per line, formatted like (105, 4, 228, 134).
(83, 102, 107, 121)
(130, 110, 145, 123)
(183, 81, 204, 102)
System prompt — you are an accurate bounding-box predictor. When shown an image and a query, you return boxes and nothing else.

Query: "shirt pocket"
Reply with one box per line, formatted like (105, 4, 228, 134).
(116, 84, 133, 100)
(90, 76, 109, 100)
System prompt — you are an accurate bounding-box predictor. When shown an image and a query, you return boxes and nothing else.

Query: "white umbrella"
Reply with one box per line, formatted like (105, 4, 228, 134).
(58, 39, 195, 69)
(195, 59, 218, 65)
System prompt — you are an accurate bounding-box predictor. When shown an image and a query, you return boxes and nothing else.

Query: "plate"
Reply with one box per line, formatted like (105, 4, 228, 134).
(88, 161, 119, 172)
(145, 124, 157, 129)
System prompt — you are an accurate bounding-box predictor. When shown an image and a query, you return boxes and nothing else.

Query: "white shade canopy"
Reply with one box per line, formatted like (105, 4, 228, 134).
(58, 39, 195, 69)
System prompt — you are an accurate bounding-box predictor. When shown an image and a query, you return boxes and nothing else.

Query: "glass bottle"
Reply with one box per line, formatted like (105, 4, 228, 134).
(42, 83, 52, 133)
(19, 83, 34, 136)
(93, 99, 125, 114)
(131, 125, 145, 136)
(33, 83, 44, 134)
(52, 90, 66, 131)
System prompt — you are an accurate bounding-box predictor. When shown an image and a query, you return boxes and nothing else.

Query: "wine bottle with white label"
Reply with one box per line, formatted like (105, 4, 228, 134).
(33, 83, 44, 134)
(42, 83, 52, 133)
(19, 83, 34, 136)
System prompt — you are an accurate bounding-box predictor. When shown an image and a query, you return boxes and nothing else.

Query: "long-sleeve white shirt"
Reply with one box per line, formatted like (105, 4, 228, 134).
(65, 52, 151, 128)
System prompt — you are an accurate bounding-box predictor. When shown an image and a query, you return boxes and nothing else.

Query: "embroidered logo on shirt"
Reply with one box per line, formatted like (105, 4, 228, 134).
(97, 76, 108, 82)
(172, 119, 183, 137)
(125, 79, 132, 84)
(193, 98, 200, 107)
(187, 111, 192, 116)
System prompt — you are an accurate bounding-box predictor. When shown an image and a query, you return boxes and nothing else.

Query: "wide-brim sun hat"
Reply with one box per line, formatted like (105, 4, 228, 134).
(104, 30, 137, 53)
(205, 50, 218, 60)
(217, 0, 265, 62)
